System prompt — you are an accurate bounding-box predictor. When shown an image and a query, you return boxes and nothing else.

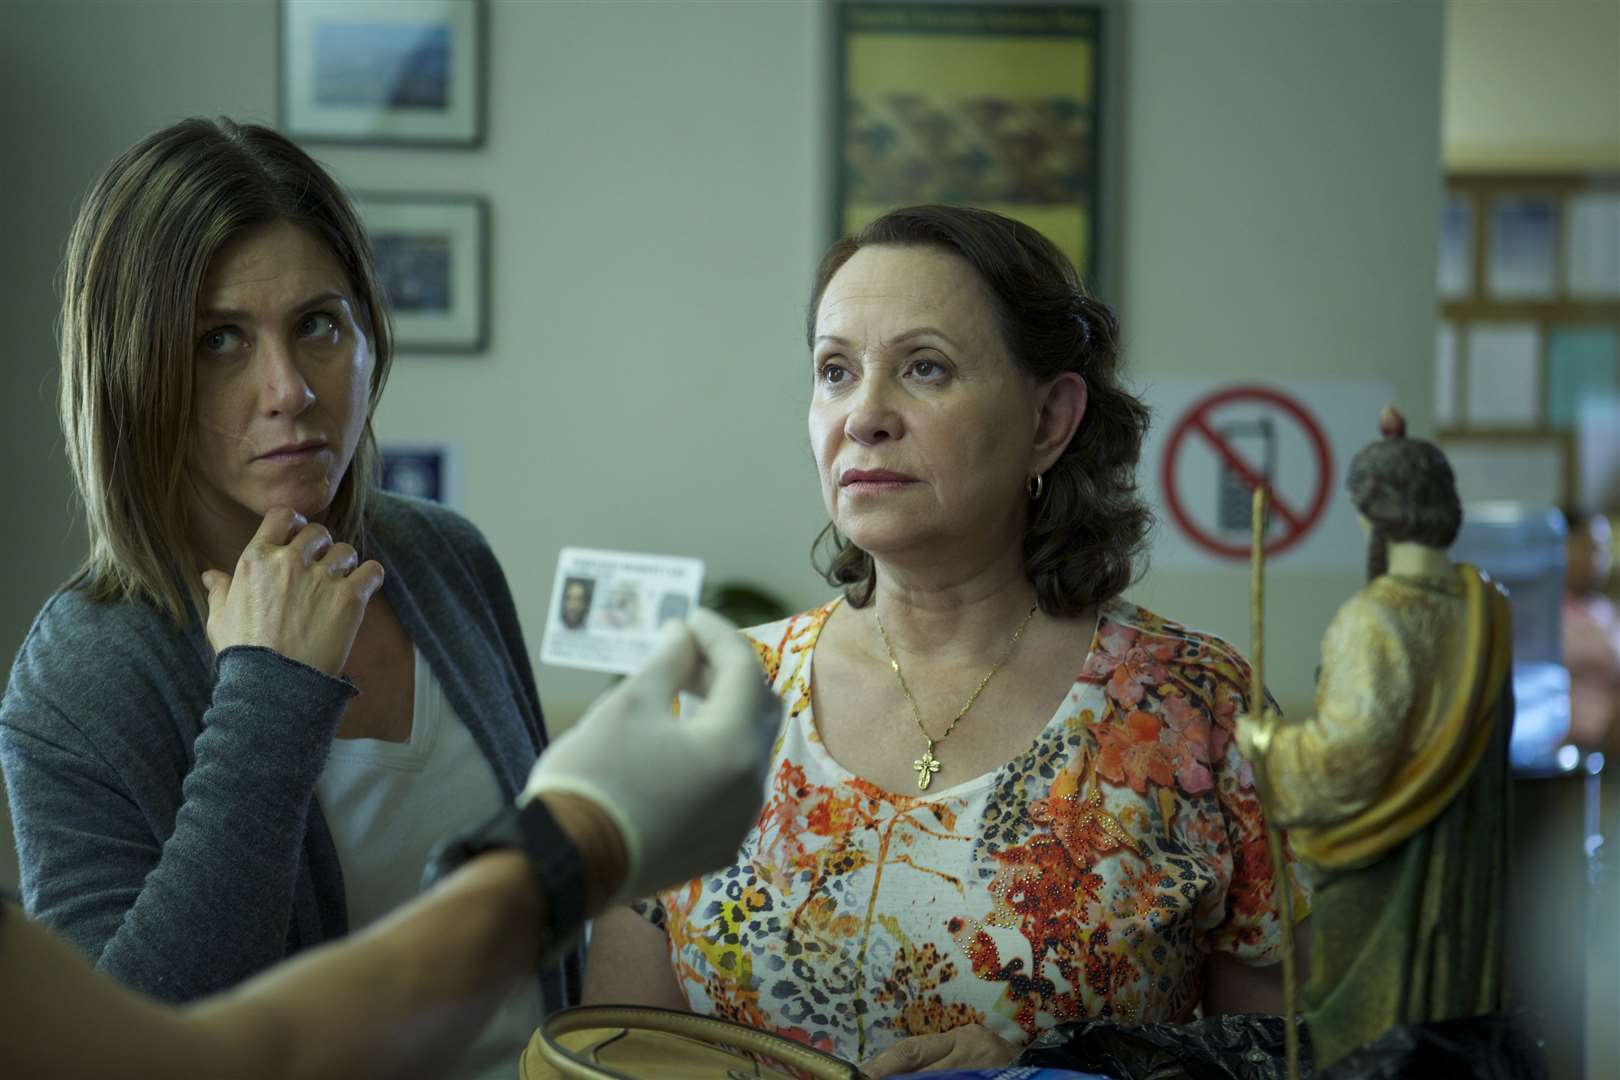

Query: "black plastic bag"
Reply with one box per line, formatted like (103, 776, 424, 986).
(1016, 1012, 1547, 1080)
(1315, 1012, 1547, 1080)
(1015, 1014, 1307, 1080)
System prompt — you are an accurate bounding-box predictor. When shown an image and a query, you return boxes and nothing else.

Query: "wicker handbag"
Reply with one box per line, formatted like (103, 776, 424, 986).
(520, 1005, 867, 1079)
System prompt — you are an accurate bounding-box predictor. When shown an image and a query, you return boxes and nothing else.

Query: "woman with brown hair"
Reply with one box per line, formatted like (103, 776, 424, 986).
(3, 608, 787, 1079)
(587, 205, 1308, 1076)
(1, 118, 558, 1079)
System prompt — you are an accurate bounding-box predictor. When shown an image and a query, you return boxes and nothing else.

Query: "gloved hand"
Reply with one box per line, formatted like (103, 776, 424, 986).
(521, 608, 782, 901)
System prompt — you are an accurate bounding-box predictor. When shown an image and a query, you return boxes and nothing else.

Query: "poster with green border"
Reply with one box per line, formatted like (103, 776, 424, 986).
(835, 3, 1104, 281)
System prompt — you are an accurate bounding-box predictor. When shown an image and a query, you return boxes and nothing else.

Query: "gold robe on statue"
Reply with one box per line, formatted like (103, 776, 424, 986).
(1239, 564, 1513, 1068)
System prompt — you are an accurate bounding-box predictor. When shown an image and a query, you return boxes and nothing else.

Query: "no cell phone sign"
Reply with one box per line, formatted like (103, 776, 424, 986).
(1159, 385, 1334, 560)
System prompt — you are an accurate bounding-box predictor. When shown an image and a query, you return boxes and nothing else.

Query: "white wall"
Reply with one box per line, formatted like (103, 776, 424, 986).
(0, 0, 1445, 892)
(0, 0, 283, 896)
(323, 0, 834, 720)
(1115, 2, 1444, 717)
(1445, 0, 1620, 171)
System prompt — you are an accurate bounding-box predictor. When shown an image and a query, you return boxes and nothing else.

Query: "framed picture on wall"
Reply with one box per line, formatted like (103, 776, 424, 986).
(379, 442, 463, 507)
(280, 0, 483, 146)
(355, 194, 487, 352)
(834, 3, 1105, 284)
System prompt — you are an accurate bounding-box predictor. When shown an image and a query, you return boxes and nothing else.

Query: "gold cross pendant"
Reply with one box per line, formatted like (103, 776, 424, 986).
(913, 744, 941, 790)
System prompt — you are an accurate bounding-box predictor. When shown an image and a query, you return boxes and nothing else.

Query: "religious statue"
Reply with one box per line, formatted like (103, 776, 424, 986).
(1237, 406, 1514, 1069)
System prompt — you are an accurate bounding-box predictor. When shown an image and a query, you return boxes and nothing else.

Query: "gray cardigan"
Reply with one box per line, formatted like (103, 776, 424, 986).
(0, 493, 577, 1006)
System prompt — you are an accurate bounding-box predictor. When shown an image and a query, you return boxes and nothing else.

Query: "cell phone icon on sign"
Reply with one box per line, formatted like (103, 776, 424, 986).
(1215, 417, 1275, 532)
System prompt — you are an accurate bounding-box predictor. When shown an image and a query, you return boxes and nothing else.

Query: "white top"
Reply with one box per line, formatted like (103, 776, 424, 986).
(316, 649, 542, 1080)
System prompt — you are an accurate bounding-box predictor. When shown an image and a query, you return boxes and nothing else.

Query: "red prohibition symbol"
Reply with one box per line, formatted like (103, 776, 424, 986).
(1159, 385, 1333, 560)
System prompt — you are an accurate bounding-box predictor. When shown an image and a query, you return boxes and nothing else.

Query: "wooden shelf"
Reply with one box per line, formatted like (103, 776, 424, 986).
(1438, 172, 1620, 510)
(1443, 301, 1620, 322)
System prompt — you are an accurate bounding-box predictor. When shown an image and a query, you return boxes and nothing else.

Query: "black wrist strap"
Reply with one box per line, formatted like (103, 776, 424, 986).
(421, 797, 588, 966)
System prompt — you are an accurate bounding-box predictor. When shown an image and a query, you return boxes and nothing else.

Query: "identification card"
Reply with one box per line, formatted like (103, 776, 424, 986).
(539, 547, 706, 675)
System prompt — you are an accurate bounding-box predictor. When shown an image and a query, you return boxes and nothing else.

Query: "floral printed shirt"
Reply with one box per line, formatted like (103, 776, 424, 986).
(635, 598, 1309, 1064)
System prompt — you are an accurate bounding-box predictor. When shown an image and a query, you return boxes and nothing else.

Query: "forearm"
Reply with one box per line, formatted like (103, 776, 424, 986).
(96, 649, 356, 996)
(191, 850, 541, 1080)
(1, 793, 622, 1080)
(0, 852, 540, 1080)
(584, 905, 691, 1008)
(0, 904, 213, 1080)
(1202, 918, 1313, 1016)
(191, 792, 624, 1080)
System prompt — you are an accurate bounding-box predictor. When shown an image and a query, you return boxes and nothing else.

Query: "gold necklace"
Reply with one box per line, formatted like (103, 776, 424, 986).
(875, 602, 1039, 791)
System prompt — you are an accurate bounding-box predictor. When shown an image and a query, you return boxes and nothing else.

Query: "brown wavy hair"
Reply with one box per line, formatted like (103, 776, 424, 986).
(805, 205, 1152, 616)
(1346, 438, 1463, 581)
(58, 117, 393, 624)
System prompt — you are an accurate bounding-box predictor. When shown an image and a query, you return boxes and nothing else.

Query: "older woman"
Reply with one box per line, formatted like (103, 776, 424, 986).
(0, 119, 556, 1080)
(587, 205, 1308, 1076)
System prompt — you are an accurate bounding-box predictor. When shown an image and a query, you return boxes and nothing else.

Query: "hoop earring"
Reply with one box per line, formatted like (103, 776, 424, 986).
(1027, 473, 1045, 500)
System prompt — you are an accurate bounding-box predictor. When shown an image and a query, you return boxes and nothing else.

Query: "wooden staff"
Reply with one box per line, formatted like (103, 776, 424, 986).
(1251, 484, 1300, 1080)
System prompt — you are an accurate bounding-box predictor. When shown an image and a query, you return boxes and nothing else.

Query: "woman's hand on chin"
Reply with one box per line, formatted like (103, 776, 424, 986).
(201, 506, 384, 677)
(862, 1022, 1018, 1078)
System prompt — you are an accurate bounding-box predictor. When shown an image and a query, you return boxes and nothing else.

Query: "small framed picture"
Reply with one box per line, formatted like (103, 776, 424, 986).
(1487, 195, 1559, 300)
(1463, 322, 1542, 427)
(1437, 194, 1473, 299)
(1565, 190, 1620, 298)
(379, 442, 463, 507)
(280, 0, 483, 147)
(355, 194, 487, 352)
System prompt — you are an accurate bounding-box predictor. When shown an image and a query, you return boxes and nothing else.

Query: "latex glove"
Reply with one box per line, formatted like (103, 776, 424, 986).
(521, 608, 781, 901)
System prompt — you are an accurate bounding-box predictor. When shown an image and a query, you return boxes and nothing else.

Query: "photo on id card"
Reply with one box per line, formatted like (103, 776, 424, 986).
(539, 547, 705, 676)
